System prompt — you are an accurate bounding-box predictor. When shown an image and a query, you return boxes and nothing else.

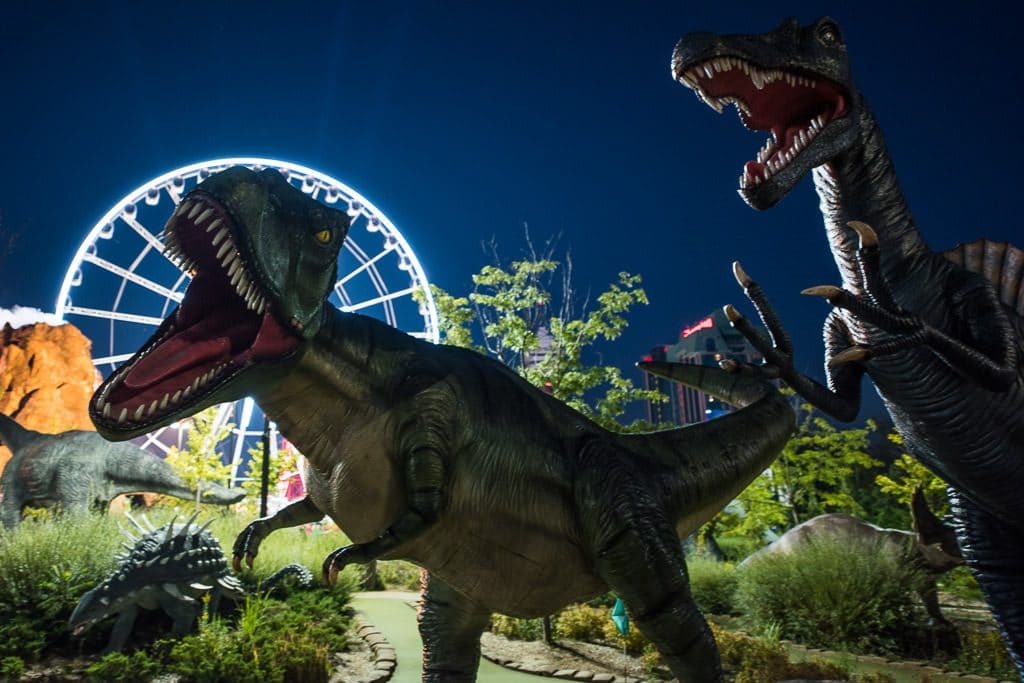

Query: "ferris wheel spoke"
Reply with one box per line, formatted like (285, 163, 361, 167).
(341, 285, 419, 313)
(120, 211, 167, 255)
(92, 352, 141, 366)
(337, 244, 397, 285)
(63, 305, 164, 326)
(82, 253, 184, 302)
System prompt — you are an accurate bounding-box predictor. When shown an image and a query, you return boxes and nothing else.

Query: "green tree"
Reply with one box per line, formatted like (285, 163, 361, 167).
(242, 439, 301, 515)
(711, 394, 880, 542)
(429, 236, 666, 432)
(874, 431, 950, 516)
(163, 407, 235, 511)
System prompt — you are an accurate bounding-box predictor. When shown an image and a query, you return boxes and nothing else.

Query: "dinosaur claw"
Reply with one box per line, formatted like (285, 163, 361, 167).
(232, 556, 242, 572)
(847, 221, 879, 248)
(723, 304, 742, 323)
(829, 346, 870, 367)
(802, 285, 844, 301)
(732, 261, 753, 288)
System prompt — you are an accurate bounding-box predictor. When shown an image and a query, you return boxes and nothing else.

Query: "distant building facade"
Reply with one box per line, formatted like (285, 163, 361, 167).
(642, 308, 764, 425)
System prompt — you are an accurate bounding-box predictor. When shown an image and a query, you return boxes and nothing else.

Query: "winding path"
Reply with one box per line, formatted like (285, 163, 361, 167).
(352, 591, 542, 682)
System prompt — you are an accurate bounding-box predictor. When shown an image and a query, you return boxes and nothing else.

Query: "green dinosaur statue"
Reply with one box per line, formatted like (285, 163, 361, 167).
(0, 412, 244, 528)
(87, 166, 794, 682)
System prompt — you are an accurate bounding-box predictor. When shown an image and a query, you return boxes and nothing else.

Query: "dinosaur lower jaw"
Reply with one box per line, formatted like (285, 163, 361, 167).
(676, 56, 852, 206)
(91, 192, 302, 433)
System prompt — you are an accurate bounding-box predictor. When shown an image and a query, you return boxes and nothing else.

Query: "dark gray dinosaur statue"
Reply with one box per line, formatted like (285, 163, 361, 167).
(86, 166, 795, 682)
(740, 489, 963, 629)
(0, 412, 244, 528)
(672, 17, 1024, 673)
(69, 511, 312, 652)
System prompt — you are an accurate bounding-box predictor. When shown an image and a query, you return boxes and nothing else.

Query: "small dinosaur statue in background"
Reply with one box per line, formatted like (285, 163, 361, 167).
(0, 412, 244, 528)
(86, 166, 796, 682)
(672, 17, 1024, 673)
(740, 489, 963, 628)
(69, 512, 311, 652)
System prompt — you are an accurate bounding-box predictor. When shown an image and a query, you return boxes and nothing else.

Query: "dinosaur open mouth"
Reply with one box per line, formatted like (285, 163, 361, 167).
(675, 56, 849, 189)
(91, 192, 302, 430)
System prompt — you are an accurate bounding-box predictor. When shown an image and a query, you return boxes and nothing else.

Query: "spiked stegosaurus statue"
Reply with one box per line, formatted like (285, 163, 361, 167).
(70, 512, 312, 652)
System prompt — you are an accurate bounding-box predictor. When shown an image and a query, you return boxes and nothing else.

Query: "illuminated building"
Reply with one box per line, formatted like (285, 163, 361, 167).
(642, 308, 764, 425)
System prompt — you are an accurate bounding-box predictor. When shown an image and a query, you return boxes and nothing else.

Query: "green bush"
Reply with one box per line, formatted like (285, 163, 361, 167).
(948, 625, 1017, 679)
(553, 604, 606, 642)
(938, 565, 983, 601)
(85, 650, 161, 682)
(736, 538, 924, 654)
(376, 559, 423, 591)
(0, 514, 123, 659)
(0, 656, 25, 680)
(714, 536, 761, 564)
(710, 623, 850, 683)
(688, 557, 738, 615)
(489, 614, 544, 641)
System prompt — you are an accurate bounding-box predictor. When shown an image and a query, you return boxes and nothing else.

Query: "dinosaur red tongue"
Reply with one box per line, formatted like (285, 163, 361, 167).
(123, 325, 234, 389)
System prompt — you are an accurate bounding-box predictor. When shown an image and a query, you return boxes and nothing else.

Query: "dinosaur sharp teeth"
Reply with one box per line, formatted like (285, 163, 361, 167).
(134, 405, 145, 421)
(147, 400, 158, 417)
(160, 394, 169, 411)
(103, 403, 111, 418)
(187, 202, 203, 220)
(211, 226, 229, 247)
(205, 218, 223, 233)
(172, 389, 182, 404)
(118, 408, 128, 423)
(176, 200, 193, 216)
(215, 239, 233, 260)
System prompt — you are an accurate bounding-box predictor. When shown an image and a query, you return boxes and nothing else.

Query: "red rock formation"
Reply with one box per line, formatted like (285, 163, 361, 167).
(0, 322, 100, 470)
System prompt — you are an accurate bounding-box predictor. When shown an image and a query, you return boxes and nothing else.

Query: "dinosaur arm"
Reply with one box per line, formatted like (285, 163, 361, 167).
(232, 496, 325, 570)
(323, 445, 446, 581)
(812, 274, 1018, 392)
(728, 264, 863, 422)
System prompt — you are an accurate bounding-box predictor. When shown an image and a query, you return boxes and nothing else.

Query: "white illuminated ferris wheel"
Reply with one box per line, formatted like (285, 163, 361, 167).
(56, 157, 439, 482)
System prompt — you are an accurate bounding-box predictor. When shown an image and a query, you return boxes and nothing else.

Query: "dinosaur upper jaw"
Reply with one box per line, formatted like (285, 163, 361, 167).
(90, 190, 304, 439)
(673, 51, 855, 209)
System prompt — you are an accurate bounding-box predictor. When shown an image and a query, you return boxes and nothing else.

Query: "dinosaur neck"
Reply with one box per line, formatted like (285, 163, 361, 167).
(812, 100, 931, 293)
(102, 444, 201, 500)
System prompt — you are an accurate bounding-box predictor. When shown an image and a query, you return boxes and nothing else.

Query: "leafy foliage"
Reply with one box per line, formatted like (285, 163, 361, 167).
(687, 557, 739, 615)
(429, 237, 666, 432)
(874, 432, 950, 516)
(736, 538, 925, 654)
(711, 395, 879, 542)
(162, 407, 235, 509)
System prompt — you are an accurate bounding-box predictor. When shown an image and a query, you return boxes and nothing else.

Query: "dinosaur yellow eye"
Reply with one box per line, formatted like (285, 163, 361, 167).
(314, 229, 332, 244)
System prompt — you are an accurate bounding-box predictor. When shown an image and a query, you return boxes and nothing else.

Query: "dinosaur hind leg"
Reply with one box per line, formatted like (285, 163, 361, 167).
(578, 465, 723, 682)
(950, 490, 1024, 677)
(418, 571, 491, 682)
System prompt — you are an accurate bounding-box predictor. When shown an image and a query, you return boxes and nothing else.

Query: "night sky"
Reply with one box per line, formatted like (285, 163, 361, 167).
(1, 1, 1020, 425)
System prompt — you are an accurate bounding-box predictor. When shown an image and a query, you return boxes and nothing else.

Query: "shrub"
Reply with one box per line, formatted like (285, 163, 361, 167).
(938, 565, 983, 601)
(601, 618, 649, 655)
(736, 537, 924, 654)
(85, 650, 160, 682)
(714, 536, 761, 564)
(0, 514, 123, 659)
(490, 614, 544, 641)
(376, 559, 423, 591)
(710, 623, 850, 683)
(688, 557, 739, 615)
(554, 604, 606, 642)
(0, 656, 25, 679)
(949, 625, 1017, 679)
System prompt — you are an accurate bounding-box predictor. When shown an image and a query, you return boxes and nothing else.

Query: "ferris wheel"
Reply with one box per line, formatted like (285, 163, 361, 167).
(56, 157, 439, 481)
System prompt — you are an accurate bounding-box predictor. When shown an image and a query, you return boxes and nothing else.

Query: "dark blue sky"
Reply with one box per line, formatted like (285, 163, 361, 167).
(1, 1, 1020, 424)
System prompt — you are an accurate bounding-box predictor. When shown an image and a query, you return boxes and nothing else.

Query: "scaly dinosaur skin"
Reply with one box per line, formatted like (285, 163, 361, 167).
(86, 166, 795, 682)
(0, 413, 244, 528)
(69, 512, 311, 652)
(672, 17, 1024, 673)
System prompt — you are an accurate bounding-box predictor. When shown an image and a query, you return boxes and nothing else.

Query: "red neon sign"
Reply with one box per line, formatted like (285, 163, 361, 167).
(681, 316, 714, 338)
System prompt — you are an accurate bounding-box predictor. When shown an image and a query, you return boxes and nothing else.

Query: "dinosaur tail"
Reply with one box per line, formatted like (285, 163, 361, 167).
(104, 443, 246, 504)
(0, 412, 41, 452)
(630, 361, 795, 536)
(258, 563, 314, 594)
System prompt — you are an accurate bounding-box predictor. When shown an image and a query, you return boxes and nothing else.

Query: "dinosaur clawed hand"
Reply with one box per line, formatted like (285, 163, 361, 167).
(232, 520, 272, 571)
(724, 262, 797, 376)
(802, 221, 927, 366)
(322, 544, 366, 585)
